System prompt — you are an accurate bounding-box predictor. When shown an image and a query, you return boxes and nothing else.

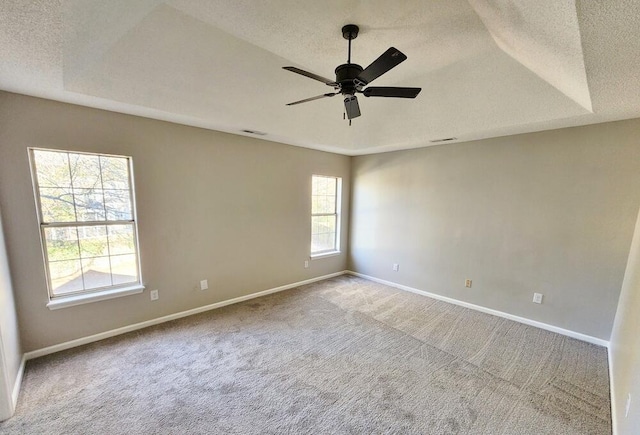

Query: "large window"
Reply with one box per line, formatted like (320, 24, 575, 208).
(311, 175, 341, 255)
(29, 148, 141, 300)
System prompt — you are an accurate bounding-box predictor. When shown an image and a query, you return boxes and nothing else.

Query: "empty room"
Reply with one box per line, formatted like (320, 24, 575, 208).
(1, 1, 639, 434)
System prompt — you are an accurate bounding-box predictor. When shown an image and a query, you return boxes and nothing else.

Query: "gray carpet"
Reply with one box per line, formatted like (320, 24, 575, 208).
(1, 275, 611, 434)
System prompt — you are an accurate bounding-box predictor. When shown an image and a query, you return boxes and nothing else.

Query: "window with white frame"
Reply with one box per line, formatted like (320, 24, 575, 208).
(29, 148, 141, 299)
(311, 175, 341, 255)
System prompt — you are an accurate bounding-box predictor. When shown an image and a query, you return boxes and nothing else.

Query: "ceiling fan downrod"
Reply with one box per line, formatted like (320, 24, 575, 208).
(342, 24, 359, 64)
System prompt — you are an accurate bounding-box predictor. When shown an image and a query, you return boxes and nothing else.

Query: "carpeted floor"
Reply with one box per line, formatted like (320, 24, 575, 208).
(0, 275, 611, 434)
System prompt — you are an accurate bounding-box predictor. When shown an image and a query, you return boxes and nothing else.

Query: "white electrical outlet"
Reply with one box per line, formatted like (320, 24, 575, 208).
(304, 260, 309, 269)
(626, 393, 632, 418)
(150, 289, 159, 301)
(533, 293, 543, 304)
(465, 279, 472, 288)
(200, 279, 208, 290)
(393, 263, 399, 272)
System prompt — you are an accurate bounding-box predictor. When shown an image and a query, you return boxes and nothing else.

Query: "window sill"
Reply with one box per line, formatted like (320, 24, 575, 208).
(311, 251, 341, 260)
(47, 284, 145, 310)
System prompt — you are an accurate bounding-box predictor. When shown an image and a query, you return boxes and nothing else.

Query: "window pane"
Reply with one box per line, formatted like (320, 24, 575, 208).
(312, 176, 337, 214)
(33, 150, 71, 188)
(326, 177, 336, 195)
(312, 215, 336, 234)
(74, 188, 106, 221)
(311, 215, 336, 252)
(311, 234, 321, 252)
(313, 195, 336, 214)
(81, 257, 112, 290)
(78, 225, 109, 258)
(312, 176, 336, 196)
(111, 254, 138, 285)
(322, 232, 334, 250)
(49, 259, 83, 295)
(312, 232, 336, 253)
(39, 187, 76, 222)
(44, 227, 80, 261)
(315, 176, 326, 195)
(101, 157, 130, 190)
(69, 153, 102, 189)
(103, 189, 132, 220)
(326, 196, 336, 213)
(108, 224, 135, 255)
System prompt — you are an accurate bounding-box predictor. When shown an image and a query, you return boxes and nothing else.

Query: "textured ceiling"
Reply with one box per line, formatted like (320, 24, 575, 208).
(1, 0, 639, 155)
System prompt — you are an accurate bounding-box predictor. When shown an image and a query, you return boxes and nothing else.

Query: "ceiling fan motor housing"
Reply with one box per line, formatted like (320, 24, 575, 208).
(335, 63, 364, 95)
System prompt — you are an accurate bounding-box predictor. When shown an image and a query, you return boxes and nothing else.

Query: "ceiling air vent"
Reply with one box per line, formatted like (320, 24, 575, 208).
(241, 129, 267, 136)
(430, 137, 457, 144)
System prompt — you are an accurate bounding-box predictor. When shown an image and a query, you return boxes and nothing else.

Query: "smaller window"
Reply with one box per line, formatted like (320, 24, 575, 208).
(311, 175, 341, 255)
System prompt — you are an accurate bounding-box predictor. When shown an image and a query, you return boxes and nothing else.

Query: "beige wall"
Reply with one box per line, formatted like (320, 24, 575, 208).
(0, 206, 21, 420)
(349, 120, 640, 340)
(609, 206, 640, 434)
(0, 91, 350, 352)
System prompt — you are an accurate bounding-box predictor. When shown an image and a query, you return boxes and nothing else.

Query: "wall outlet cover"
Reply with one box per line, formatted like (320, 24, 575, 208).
(393, 263, 399, 272)
(465, 279, 472, 288)
(533, 293, 543, 304)
(150, 289, 159, 301)
(200, 280, 208, 290)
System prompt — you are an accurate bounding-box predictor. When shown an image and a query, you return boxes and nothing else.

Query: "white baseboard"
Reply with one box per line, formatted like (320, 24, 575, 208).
(25, 271, 347, 360)
(11, 355, 25, 409)
(347, 271, 609, 347)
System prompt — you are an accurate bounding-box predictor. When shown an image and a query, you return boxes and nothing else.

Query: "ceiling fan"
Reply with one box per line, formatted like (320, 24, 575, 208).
(283, 24, 421, 123)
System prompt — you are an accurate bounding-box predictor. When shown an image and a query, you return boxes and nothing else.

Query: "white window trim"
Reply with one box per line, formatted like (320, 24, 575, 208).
(311, 175, 342, 257)
(46, 284, 144, 310)
(28, 148, 144, 309)
(310, 251, 341, 260)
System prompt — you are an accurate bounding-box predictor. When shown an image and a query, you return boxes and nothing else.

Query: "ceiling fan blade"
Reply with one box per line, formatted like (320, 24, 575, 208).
(363, 87, 422, 98)
(286, 93, 337, 106)
(283, 66, 337, 86)
(356, 47, 407, 85)
(344, 95, 361, 119)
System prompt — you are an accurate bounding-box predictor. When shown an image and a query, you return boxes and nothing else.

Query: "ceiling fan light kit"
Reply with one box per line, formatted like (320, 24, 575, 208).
(283, 24, 421, 124)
